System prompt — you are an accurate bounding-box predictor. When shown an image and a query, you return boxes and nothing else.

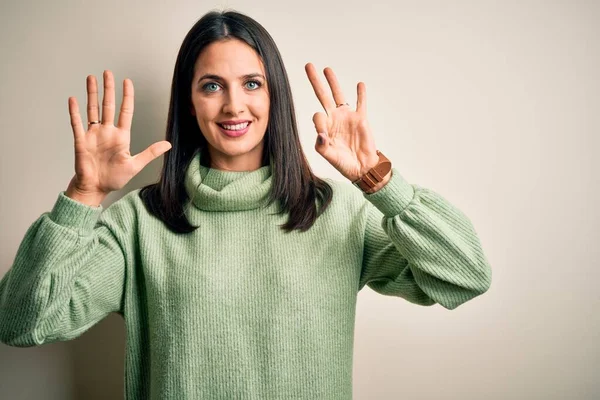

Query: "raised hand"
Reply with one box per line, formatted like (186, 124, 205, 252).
(305, 63, 380, 182)
(65, 70, 172, 206)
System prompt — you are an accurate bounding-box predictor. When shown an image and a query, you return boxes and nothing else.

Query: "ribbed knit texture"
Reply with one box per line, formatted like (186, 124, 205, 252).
(0, 149, 492, 399)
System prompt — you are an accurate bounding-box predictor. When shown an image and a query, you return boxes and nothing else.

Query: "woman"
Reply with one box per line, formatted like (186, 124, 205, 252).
(0, 9, 492, 400)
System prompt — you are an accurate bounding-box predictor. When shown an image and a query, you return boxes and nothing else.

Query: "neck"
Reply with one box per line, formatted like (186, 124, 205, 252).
(206, 143, 266, 172)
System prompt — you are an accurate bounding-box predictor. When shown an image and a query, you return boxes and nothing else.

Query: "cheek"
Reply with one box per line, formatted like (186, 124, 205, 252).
(190, 97, 202, 117)
(254, 96, 270, 119)
(193, 99, 218, 119)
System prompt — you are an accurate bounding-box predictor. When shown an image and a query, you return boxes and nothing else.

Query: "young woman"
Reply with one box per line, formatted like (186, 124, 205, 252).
(0, 9, 492, 400)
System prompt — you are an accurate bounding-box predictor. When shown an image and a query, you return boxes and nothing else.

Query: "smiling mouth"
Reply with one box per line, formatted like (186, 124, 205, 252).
(217, 122, 251, 137)
(217, 121, 251, 130)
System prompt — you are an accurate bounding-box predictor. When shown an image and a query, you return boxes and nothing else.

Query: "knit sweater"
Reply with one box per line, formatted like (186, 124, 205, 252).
(0, 149, 492, 399)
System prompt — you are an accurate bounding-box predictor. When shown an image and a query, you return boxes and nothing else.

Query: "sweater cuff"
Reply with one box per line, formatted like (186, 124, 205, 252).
(363, 168, 415, 217)
(49, 191, 103, 231)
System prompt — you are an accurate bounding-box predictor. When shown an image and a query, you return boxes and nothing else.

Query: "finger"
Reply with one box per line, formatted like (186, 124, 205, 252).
(323, 67, 347, 107)
(313, 113, 334, 158)
(312, 112, 328, 136)
(68, 97, 86, 147)
(101, 70, 116, 125)
(356, 81, 367, 115)
(305, 62, 335, 114)
(132, 141, 172, 173)
(86, 75, 99, 126)
(117, 78, 134, 130)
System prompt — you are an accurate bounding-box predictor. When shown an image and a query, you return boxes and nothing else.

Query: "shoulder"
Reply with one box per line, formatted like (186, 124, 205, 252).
(102, 189, 144, 214)
(321, 176, 370, 215)
(98, 189, 148, 230)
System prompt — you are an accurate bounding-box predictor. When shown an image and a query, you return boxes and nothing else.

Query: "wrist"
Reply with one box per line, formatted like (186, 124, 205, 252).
(359, 153, 381, 179)
(365, 170, 392, 193)
(351, 150, 392, 194)
(65, 181, 107, 207)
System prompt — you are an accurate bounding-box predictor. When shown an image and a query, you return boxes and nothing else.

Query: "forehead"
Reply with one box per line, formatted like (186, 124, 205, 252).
(194, 39, 265, 76)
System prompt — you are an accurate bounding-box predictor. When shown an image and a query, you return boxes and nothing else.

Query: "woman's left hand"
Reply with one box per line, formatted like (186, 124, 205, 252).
(305, 62, 380, 182)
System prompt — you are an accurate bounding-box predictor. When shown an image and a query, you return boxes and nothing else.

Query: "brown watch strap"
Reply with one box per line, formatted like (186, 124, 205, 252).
(352, 150, 392, 193)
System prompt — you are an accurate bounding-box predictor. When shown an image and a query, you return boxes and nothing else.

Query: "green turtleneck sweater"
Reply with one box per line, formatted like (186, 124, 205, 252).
(0, 150, 492, 399)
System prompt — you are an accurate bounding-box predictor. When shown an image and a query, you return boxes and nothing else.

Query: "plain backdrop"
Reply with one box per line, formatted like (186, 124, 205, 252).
(1, 0, 598, 399)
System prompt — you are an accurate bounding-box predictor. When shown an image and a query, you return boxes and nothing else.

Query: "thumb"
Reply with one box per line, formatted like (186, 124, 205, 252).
(132, 141, 172, 172)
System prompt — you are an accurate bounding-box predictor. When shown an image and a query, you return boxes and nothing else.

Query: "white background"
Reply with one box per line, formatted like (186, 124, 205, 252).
(0, 0, 598, 398)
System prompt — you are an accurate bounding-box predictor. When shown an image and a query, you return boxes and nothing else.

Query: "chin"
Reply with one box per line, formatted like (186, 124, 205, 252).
(215, 136, 263, 153)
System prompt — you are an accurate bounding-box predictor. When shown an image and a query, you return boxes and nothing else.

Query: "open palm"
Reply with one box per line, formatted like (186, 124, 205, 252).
(305, 63, 379, 182)
(66, 70, 171, 204)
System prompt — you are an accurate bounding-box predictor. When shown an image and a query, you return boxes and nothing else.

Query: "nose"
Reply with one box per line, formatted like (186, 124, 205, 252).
(222, 87, 245, 116)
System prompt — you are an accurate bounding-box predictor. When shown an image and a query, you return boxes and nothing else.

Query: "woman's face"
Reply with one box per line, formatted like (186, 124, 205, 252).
(190, 39, 270, 171)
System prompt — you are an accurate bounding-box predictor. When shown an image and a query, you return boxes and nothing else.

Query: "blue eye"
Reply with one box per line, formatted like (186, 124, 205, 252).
(202, 83, 220, 92)
(201, 80, 262, 93)
(245, 80, 261, 90)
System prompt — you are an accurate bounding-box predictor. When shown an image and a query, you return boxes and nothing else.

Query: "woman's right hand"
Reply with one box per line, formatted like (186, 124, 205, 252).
(65, 70, 172, 206)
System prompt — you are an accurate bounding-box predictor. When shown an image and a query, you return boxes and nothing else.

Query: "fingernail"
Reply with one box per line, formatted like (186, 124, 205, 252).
(317, 135, 325, 145)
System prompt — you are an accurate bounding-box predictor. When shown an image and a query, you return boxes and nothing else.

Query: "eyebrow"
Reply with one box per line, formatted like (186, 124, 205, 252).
(197, 73, 266, 84)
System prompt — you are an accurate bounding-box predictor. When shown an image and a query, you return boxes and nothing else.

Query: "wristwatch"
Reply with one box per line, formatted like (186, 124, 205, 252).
(352, 150, 392, 193)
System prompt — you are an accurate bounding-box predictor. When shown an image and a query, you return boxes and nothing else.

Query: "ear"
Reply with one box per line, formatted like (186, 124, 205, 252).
(190, 105, 196, 117)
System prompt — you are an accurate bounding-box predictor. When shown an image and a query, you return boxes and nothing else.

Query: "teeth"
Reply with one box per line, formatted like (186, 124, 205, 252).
(220, 122, 249, 130)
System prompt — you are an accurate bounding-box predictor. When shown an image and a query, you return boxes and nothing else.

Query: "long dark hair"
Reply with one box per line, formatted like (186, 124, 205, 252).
(139, 9, 333, 234)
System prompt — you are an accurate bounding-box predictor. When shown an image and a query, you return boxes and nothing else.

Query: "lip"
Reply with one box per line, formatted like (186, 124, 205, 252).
(217, 121, 251, 138)
(218, 119, 251, 124)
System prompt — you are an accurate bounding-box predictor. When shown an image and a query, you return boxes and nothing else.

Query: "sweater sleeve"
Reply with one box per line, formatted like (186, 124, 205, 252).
(358, 168, 492, 310)
(0, 191, 130, 347)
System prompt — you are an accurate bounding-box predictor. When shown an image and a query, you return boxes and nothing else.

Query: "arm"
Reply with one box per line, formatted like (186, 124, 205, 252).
(358, 168, 492, 310)
(0, 191, 130, 347)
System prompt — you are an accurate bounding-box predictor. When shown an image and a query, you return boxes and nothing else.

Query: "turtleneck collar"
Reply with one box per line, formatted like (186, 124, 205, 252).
(183, 150, 273, 212)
